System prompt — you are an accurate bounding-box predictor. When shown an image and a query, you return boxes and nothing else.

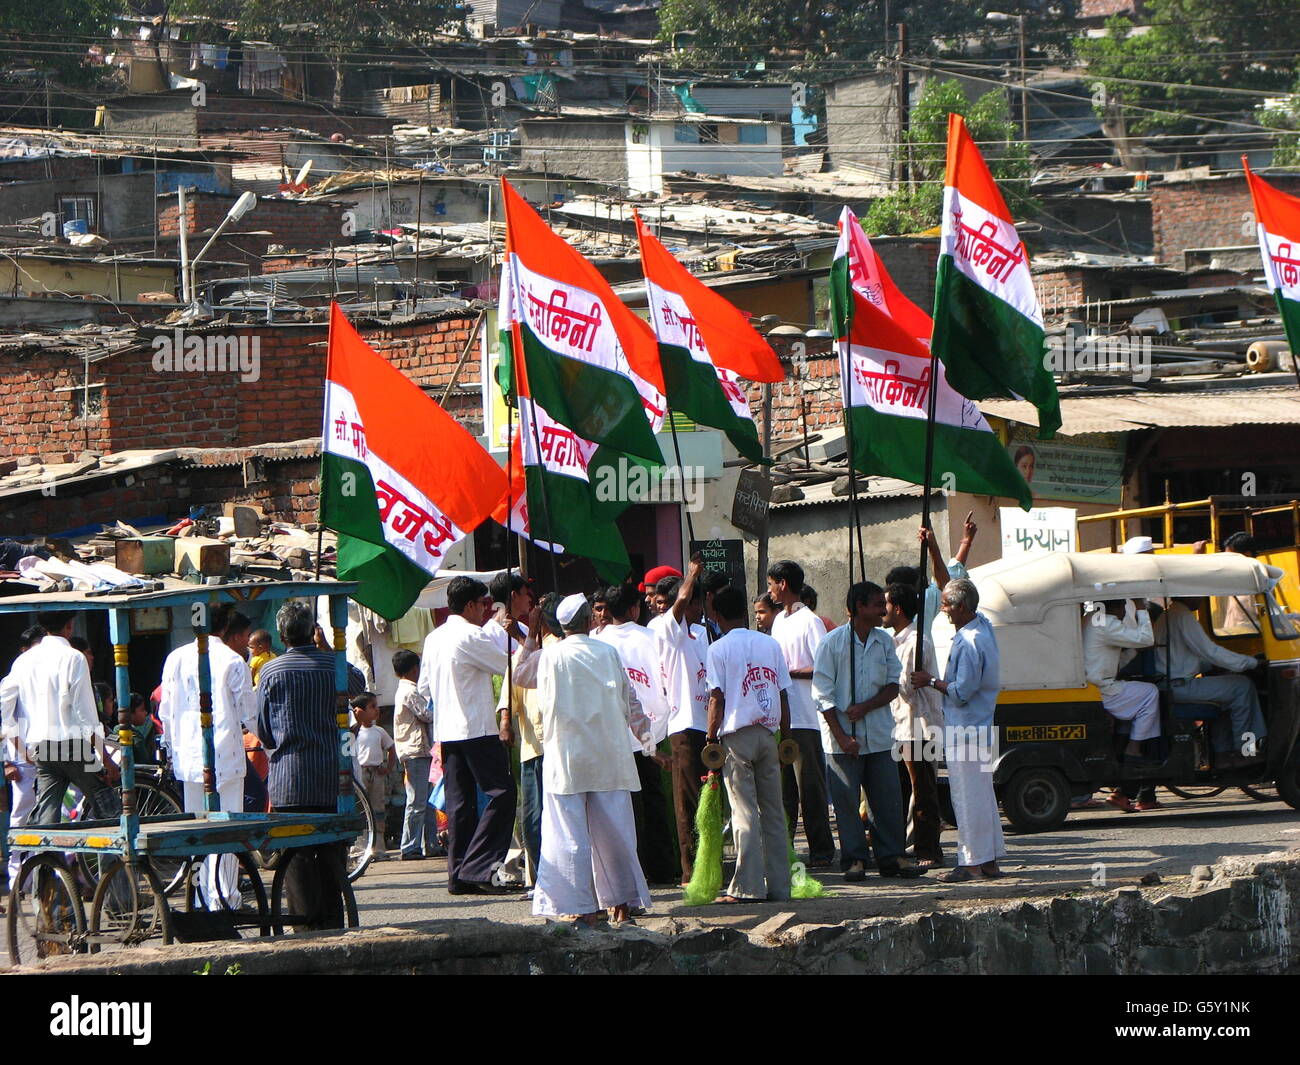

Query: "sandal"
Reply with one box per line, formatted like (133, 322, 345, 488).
(938, 867, 978, 883)
(980, 864, 1005, 879)
(715, 894, 751, 904)
(915, 857, 945, 869)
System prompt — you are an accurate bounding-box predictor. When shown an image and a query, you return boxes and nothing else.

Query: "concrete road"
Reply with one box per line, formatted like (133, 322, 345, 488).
(349, 789, 1300, 933)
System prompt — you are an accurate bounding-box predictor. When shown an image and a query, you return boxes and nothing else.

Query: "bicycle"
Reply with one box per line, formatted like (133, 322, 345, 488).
(257, 778, 376, 884)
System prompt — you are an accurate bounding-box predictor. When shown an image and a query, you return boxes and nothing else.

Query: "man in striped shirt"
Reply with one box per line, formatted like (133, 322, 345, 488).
(256, 601, 364, 812)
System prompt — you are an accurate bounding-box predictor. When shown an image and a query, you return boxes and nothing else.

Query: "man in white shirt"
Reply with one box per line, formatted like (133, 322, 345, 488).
(767, 559, 835, 869)
(1083, 599, 1161, 756)
(656, 558, 712, 884)
(885, 583, 945, 868)
(1153, 599, 1266, 769)
(2, 611, 117, 828)
(418, 575, 539, 894)
(530, 593, 654, 924)
(593, 583, 678, 884)
(705, 586, 793, 902)
(160, 603, 257, 908)
(2, 624, 47, 883)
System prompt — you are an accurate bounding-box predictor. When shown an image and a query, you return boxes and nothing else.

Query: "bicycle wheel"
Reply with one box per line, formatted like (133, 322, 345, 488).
(1238, 782, 1278, 802)
(347, 779, 375, 884)
(88, 858, 172, 950)
(1162, 785, 1227, 799)
(133, 781, 187, 896)
(7, 855, 87, 967)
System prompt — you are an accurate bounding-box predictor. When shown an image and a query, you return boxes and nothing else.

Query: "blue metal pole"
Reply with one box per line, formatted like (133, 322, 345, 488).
(331, 594, 355, 814)
(108, 608, 139, 853)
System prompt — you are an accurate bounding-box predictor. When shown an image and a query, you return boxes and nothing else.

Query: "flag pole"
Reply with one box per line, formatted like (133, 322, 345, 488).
(667, 409, 697, 563)
(912, 339, 943, 672)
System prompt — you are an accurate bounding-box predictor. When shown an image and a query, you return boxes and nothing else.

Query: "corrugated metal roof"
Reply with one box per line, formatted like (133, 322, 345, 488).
(771, 476, 926, 510)
(980, 381, 1300, 435)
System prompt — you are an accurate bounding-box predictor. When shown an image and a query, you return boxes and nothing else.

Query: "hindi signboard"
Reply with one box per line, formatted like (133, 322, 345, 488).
(731, 470, 771, 538)
(1000, 506, 1078, 556)
(1006, 426, 1125, 505)
(690, 538, 747, 597)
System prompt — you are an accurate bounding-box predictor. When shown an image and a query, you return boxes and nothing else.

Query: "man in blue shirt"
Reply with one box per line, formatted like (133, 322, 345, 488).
(813, 582, 925, 881)
(910, 578, 1008, 883)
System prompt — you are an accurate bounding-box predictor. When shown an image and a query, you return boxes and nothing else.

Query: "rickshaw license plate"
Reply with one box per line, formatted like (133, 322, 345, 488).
(1006, 724, 1087, 742)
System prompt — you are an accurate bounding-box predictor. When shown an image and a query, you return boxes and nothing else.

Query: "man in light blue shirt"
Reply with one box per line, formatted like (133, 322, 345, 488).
(813, 582, 924, 881)
(910, 578, 1007, 882)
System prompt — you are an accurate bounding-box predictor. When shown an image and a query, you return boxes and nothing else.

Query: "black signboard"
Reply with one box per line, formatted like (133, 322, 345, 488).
(730, 470, 771, 537)
(690, 538, 747, 598)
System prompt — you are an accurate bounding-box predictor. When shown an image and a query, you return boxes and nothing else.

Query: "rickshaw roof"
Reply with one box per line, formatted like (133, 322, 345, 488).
(0, 578, 359, 616)
(966, 551, 1281, 625)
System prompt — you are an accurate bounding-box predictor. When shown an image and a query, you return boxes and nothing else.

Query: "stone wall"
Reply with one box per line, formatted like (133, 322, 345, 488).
(21, 851, 1297, 975)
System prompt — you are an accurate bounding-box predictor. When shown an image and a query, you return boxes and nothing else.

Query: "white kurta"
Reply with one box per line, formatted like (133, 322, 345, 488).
(1082, 606, 1160, 741)
(532, 634, 653, 918)
(537, 635, 652, 795)
(159, 637, 257, 789)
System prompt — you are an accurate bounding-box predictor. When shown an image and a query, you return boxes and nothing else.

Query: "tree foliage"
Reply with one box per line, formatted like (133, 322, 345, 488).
(862, 78, 1031, 236)
(1077, 0, 1300, 135)
(0, 0, 117, 84)
(1262, 78, 1300, 168)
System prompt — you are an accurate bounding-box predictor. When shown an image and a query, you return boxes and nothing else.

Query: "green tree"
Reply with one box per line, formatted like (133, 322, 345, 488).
(1078, 1, 1300, 135)
(1262, 78, 1300, 168)
(862, 78, 1031, 235)
(171, 0, 462, 104)
(0, 0, 117, 86)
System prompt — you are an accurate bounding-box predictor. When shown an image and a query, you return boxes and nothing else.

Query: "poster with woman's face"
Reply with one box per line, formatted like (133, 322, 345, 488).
(1005, 427, 1125, 504)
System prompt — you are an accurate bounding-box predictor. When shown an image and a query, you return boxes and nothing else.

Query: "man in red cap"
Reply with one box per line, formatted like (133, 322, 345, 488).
(640, 565, 682, 622)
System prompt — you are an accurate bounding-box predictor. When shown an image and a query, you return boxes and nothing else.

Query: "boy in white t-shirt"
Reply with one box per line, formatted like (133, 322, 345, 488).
(705, 586, 792, 903)
(352, 692, 396, 861)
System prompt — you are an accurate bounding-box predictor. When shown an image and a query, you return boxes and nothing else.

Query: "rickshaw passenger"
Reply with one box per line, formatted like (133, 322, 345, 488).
(1152, 599, 1266, 769)
(1082, 599, 1161, 756)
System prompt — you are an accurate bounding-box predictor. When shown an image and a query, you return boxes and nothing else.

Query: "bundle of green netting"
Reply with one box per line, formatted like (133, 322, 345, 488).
(683, 771, 724, 905)
(681, 770, 825, 903)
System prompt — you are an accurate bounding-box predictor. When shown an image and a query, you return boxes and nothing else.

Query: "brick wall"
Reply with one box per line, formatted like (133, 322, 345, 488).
(1034, 267, 1090, 314)
(156, 190, 356, 256)
(0, 452, 322, 536)
(0, 312, 482, 461)
(1152, 173, 1300, 263)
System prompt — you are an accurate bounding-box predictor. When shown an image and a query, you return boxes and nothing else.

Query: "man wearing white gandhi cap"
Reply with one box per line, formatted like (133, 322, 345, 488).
(523, 591, 656, 924)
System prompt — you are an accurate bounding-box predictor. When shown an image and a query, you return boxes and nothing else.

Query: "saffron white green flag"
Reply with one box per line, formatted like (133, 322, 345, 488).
(933, 113, 1060, 438)
(833, 207, 1031, 510)
(1244, 159, 1300, 368)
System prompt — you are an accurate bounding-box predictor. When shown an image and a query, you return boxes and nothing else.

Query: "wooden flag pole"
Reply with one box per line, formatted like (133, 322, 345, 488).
(667, 409, 697, 565)
(912, 339, 943, 671)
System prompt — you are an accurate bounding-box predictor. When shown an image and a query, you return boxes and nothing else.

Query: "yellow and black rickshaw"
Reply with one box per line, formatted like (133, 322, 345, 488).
(947, 551, 1300, 832)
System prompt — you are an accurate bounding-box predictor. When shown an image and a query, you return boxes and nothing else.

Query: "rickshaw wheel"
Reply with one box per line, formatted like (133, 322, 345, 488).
(7, 855, 88, 967)
(270, 846, 360, 934)
(1002, 767, 1071, 833)
(1237, 783, 1277, 802)
(1163, 785, 1227, 800)
(88, 858, 173, 950)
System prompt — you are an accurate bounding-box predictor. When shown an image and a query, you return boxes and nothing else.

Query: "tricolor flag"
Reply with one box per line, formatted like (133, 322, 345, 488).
(321, 303, 508, 619)
(635, 212, 783, 463)
(833, 207, 1032, 510)
(498, 179, 665, 462)
(1244, 159, 1300, 368)
(490, 412, 632, 581)
(933, 113, 1061, 439)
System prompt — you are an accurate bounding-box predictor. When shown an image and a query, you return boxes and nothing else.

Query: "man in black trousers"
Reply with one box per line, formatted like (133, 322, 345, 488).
(418, 576, 540, 894)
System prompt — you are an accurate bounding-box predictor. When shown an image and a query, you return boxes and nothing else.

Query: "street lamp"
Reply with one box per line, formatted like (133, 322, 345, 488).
(986, 10, 1029, 146)
(181, 190, 257, 310)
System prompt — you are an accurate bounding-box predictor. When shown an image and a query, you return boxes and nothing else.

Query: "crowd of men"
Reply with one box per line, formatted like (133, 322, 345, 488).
(0, 515, 1021, 924)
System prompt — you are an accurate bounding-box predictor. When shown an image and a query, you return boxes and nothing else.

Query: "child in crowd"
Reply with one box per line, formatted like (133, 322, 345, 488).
(352, 692, 396, 861)
(248, 629, 277, 684)
(127, 692, 158, 766)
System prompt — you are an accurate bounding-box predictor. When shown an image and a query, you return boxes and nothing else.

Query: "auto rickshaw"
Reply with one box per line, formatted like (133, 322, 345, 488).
(944, 551, 1300, 832)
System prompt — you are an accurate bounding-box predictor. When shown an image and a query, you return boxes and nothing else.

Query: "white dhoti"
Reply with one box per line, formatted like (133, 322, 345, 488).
(6, 763, 36, 883)
(945, 734, 1006, 868)
(533, 789, 650, 918)
(182, 780, 244, 910)
(1102, 681, 1161, 742)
